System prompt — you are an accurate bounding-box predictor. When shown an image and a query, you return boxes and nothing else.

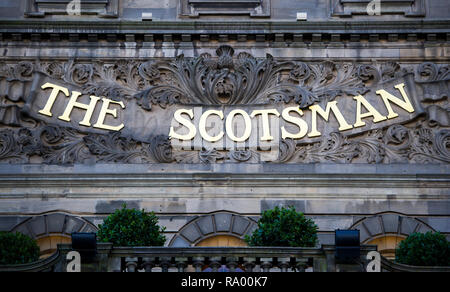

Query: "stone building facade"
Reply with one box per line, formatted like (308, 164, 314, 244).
(0, 0, 449, 259)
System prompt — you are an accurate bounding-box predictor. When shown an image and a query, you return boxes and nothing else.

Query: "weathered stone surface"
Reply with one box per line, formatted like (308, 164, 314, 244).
(213, 213, 232, 232)
(231, 216, 251, 236)
(0, 216, 29, 232)
(180, 224, 202, 243)
(362, 216, 383, 237)
(420, 217, 450, 233)
(63, 217, 85, 235)
(0, 0, 448, 251)
(196, 216, 214, 235)
(46, 214, 66, 234)
(400, 217, 419, 235)
(352, 223, 371, 243)
(381, 214, 400, 234)
(28, 216, 46, 236)
(170, 236, 190, 247)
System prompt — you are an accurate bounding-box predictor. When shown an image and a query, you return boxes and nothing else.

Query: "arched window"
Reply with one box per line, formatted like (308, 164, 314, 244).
(11, 213, 98, 259)
(36, 235, 72, 259)
(366, 235, 406, 260)
(196, 235, 247, 247)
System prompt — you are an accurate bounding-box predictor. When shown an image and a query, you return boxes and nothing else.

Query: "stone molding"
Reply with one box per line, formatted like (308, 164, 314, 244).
(11, 212, 98, 239)
(0, 19, 448, 44)
(351, 212, 435, 243)
(0, 164, 448, 199)
(169, 212, 257, 247)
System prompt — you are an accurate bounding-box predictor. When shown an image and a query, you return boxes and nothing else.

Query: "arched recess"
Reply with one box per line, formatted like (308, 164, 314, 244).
(10, 212, 98, 258)
(350, 213, 436, 260)
(169, 212, 257, 247)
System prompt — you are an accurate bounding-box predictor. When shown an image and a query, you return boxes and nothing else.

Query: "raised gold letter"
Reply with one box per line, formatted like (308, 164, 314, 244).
(281, 107, 308, 139)
(169, 109, 197, 140)
(250, 109, 280, 141)
(308, 101, 353, 138)
(93, 98, 125, 131)
(38, 83, 70, 117)
(226, 109, 252, 142)
(376, 83, 415, 119)
(58, 92, 100, 127)
(199, 110, 224, 142)
(353, 95, 387, 128)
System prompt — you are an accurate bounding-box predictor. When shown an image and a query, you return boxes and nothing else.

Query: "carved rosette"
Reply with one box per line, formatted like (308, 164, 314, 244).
(0, 47, 448, 165)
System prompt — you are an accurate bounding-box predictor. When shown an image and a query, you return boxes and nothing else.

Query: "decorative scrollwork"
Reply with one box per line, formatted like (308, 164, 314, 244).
(0, 52, 448, 165)
(277, 120, 450, 164)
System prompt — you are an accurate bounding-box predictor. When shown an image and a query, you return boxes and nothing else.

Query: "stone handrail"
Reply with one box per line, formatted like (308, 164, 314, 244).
(0, 249, 63, 272)
(381, 256, 450, 272)
(0, 243, 380, 272)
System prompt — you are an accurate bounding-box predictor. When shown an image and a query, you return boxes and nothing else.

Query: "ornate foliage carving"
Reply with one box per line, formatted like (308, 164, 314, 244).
(279, 120, 450, 164)
(0, 124, 174, 164)
(0, 49, 448, 165)
(134, 46, 370, 110)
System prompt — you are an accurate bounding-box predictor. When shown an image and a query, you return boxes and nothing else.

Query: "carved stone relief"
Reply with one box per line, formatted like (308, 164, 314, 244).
(0, 46, 448, 165)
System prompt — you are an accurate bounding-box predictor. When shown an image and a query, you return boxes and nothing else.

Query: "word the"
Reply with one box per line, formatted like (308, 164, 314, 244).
(38, 83, 125, 131)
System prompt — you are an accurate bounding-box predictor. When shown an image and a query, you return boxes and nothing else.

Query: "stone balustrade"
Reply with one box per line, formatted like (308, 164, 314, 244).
(0, 243, 386, 272)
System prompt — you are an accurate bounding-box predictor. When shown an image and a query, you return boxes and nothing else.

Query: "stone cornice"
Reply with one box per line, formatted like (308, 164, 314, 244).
(0, 19, 448, 43)
(0, 164, 448, 200)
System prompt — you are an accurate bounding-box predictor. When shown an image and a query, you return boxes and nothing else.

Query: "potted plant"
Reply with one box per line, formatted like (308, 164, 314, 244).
(395, 231, 450, 267)
(0, 231, 40, 265)
(245, 206, 318, 247)
(97, 204, 166, 247)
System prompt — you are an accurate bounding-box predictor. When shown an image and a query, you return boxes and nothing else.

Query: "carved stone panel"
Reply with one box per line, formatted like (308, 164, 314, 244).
(180, 0, 271, 17)
(330, 0, 425, 17)
(0, 47, 448, 165)
(25, 0, 119, 18)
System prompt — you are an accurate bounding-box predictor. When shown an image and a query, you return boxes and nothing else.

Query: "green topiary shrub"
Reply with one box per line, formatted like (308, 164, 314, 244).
(97, 204, 166, 246)
(0, 232, 40, 265)
(245, 206, 318, 247)
(395, 231, 450, 266)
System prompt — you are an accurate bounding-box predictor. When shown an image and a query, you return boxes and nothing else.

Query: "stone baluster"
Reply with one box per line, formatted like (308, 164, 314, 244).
(193, 257, 205, 272)
(243, 257, 256, 272)
(125, 257, 138, 272)
(260, 258, 273, 272)
(278, 257, 291, 272)
(225, 257, 239, 272)
(296, 258, 308, 272)
(160, 257, 172, 272)
(209, 257, 222, 272)
(175, 257, 188, 272)
(142, 257, 156, 272)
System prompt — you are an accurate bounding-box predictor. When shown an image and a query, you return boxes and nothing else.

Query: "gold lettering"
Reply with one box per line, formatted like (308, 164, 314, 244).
(58, 92, 100, 127)
(226, 109, 252, 142)
(199, 110, 224, 142)
(281, 107, 308, 139)
(93, 98, 125, 131)
(376, 83, 415, 119)
(169, 109, 197, 140)
(308, 101, 353, 138)
(353, 95, 387, 128)
(38, 83, 70, 117)
(250, 109, 280, 141)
